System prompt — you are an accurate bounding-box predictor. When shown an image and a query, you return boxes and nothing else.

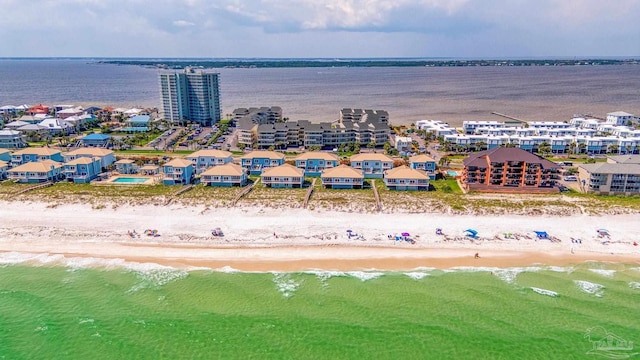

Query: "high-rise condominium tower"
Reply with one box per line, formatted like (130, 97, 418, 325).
(159, 68, 221, 125)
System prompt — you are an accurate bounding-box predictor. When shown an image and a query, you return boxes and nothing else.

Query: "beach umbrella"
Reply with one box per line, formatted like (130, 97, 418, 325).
(346, 229, 353, 233)
(464, 229, 478, 236)
(402, 232, 410, 237)
(534, 231, 549, 239)
(597, 229, 609, 235)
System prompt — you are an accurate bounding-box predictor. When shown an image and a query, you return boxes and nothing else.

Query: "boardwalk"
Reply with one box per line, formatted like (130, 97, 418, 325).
(232, 178, 260, 206)
(12, 181, 53, 196)
(371, 180, 382, 212)
(164, 184, 194, 205)
(302, 178, 317, 209)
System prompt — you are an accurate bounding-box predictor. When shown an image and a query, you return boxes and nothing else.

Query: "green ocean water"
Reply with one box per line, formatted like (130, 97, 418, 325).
(0, 262, 639, 359)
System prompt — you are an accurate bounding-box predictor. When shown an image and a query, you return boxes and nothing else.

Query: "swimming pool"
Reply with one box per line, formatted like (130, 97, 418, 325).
(111, 177, 150, 184)
(446, 171, 458, 177)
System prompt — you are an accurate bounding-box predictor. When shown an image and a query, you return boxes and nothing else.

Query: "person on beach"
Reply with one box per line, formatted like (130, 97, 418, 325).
(474, 253, 480, 259)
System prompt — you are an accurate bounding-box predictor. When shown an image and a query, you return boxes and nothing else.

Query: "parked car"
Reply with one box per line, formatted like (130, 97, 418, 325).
(563, 176, 578, 182)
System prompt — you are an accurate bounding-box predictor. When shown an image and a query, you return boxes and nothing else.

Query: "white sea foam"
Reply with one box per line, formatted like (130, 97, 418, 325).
(575, 280, 605, 297)
(589, 269, 616, 277)
(78, 318, 94, 325)
(452, 266, 543, 284)
(215, 266, 240, 273)
(126, 264, 189, 293)
(629, 282, 640, 289)
(404, 272, 430, 280)
(346, 271, 384, 281)
(303, 270, 347, 285)
(272, 273, 301, 298)
(530, 287, 559, 297)
(547, 266, 573, 273)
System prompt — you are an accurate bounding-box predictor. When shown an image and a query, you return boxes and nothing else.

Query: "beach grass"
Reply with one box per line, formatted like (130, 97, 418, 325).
(236, 184, 307, 209)
(2, 177, 639, 215)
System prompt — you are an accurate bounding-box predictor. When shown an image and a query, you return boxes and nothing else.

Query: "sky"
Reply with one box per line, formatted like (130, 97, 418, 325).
(1, 0, 639, 58)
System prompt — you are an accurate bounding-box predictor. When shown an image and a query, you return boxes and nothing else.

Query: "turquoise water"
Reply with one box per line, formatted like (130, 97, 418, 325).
(0, 258, 639, 359)
(112, 177, 149, 184)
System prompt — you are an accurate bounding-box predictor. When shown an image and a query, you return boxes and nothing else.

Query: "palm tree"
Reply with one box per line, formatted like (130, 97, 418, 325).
(607, 144, 619, 155)
(537, 142, 552, 157)
(578, 143, 587, 155)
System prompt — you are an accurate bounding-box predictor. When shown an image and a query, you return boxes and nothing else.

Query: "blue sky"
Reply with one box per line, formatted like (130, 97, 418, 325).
(1, 0, 639, 58)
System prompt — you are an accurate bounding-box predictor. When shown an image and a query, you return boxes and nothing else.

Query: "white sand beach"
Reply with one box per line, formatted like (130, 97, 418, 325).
(0, 200, 638, 271)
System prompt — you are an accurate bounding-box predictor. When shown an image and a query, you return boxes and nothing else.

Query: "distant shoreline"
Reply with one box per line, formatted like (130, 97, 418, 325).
(97, 58, 640, 69)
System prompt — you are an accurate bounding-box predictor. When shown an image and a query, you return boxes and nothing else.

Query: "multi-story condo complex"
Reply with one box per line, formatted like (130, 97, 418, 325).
(237, 108, 390, 149)
(462, 148, 560, 193)
(424, 112, 640, 155)
(159, 68, 221, 125)
(578, 155, 640, 195)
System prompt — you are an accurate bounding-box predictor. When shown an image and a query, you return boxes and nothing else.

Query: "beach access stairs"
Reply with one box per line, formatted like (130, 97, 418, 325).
(302, 178, 317, 208)
(12, 181, 54, 196)
(232, 178, 260, 206)
(371, 180, 382, 212)
(164, 184, 194, 205)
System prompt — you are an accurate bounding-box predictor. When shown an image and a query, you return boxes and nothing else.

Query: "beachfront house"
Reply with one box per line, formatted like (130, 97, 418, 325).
(241, 150, 285, 175)
(0, 160, 8, 180)
(0, 129, 27, 149)
(122, 115, 151, 132)
(579, 155, 640, 195)
(186, 149, 234, 174)
(461, 147, 560, 193)
(64, 147, 116, 170)
(294, 151, 340, 176)
(349, 153, 394, 178)
(0, 149, 10, 162)
(201, 163, 248, 187)
(114, 159, 138, 174)
(261, 164, 304, 188)
(11, 148, 63, 166)
(7, 160, 64, 183)
(80, 133, 112, 148)
(320, 164, 364, 189)
(384, 165, 430, 191)
(409, 154, 437, 180)
(162, 158, 194, 185)
(63, 157, 102, 183)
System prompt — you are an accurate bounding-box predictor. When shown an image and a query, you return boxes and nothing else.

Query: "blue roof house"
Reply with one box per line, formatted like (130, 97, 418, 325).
(0, 149, 10, 162)
(81, 133, 112, 147)
(123, 115, 151, 132)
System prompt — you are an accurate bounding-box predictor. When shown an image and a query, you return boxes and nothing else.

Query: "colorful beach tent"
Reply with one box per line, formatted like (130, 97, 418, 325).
(534, 231, 549, 239)
(464, 229, 478, 237)
(401, 232, 410, 237)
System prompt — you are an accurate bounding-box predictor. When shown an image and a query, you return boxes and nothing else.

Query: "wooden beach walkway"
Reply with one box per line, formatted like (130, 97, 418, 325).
(232, 178, 260, 206)
(302, 178, 317, 209)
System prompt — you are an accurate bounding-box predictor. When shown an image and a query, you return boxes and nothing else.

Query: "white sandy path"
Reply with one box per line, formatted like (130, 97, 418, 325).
(0, 201, 638, 267)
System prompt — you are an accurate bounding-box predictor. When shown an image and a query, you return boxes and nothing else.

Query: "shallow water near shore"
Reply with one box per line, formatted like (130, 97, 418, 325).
(0, 261, 639, 359)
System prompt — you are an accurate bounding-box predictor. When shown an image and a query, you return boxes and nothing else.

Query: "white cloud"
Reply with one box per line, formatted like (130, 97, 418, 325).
(173, 20, 196, 27)
(0, 0, 638, 57)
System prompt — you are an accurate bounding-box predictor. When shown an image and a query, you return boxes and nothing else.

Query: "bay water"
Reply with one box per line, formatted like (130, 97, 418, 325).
(0, 59, 639, 125)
